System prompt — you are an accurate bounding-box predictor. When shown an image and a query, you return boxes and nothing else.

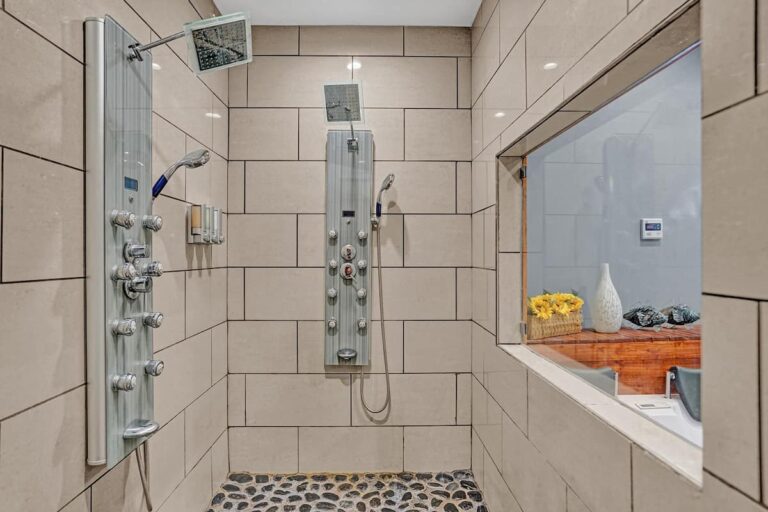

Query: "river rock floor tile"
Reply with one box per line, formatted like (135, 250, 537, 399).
(207, 470, 487, 512)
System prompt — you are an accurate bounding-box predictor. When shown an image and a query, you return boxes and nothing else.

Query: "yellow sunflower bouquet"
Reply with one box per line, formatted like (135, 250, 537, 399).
(527, 292, 584, 340)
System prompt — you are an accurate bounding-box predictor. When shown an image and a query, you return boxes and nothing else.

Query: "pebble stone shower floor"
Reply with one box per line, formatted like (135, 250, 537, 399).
(207, 471, 488, 512)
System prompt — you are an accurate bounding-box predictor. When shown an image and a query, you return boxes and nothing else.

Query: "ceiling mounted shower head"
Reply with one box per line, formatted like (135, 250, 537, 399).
(324, 82, 364, 124)
(129, 12, 252, 76)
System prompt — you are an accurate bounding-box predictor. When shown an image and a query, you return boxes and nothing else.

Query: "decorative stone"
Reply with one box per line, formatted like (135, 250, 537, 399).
(305, 493, 320, 502)
(444, 504, 459, 512)
(451, 491, 466, 500)
(254, 474, 270, 484)
(357, 502, 367, 512)
(212, 493, 226, 505)
(230, 473, 254, 484)
(236, 502, 248, 510)
(223, 484, 240, 492)
(323, 492, 340, 501)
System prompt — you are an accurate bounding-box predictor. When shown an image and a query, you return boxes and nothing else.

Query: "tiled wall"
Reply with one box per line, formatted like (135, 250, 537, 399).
(226, 25, 474, 473)
(470, 0, 706, 511)
(0, 0, 229, 511)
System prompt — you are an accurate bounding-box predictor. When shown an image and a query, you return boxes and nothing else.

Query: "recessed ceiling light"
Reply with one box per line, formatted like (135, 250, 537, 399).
(152, 62, 162, 71)
(205, 112, 222, 119)
(347, 61, 362, 70)
(543, 62, 558, 70)
(494, 112, 506, 118)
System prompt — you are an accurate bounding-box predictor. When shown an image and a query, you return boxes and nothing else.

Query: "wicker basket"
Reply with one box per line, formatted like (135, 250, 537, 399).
(527, 312, 583, 340)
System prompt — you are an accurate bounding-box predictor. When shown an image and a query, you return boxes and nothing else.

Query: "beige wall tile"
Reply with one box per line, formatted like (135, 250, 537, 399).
(92, 455, 148, 512)
(352, 373, 456, 425)
(211, 97, 229, 158)
(375, 162, 456, 213)
(297, 320, 404, 374)
(472, 100, 485, 158)
(760, 0, 768, 93)
(153, 46, 213, 149)
(404, 426, 471, 471)
(502, 414, 567, 512)
(228, 268, 245, 320)
(472, 378, 503, 466)
(498, 253, 522, 344)
(457, 373, 472, 424)
(297, 214, 325, 267)
(485, 346, 528, 432)
(703, 95, 768, 299)
(404, 28, 471, 56)
(185, 379, 227, 472)
(229, 427, 299, 473)
(0, 388, 86, 512)
(457, 268, 473, 319)
(158, 450, 212, 512)
(0, 12, 83, 168)
(483, 206, 496, 269)
(762, 303, 768, 506)
(152, 196, 188, 272)
(499, 0, 544, 59)
(404, 215, 471, 267)
(248, 57, 351, 107)
(566, 489, 591, 512)
(229, 321, 298, 373)
(299, 108, 405, 161)
(525, 0, 626, 104)
(300, 26, 403, 55)
(211, 432, 229, 491)
(702, 0, 755, 115)
(459, 58, 472, 109)
(371, 268, 456, 320)
(483, 449, 523, 512)
(185, 141, 228, 210)
(228, 214, 297, 267)
(472, 429, 485, 488)
(155, 330, 212, 425)
(0, 280, 84, 419)
(472, 140, 500, 212)
(404, 321, 471, 372)
(528, 373, 632, 512)
(473, 212, 484, 267)
(498, 156, 523, 252)
(703, 472, 765, 512)
(473, 0, 501, 49)
(228, 161, 245, 214)
(245, 161, 325, 213)
(632, 446, 702, 512)
(483, 39, 526, 147)
(299, 427, 404, 472)
(473, 268, 497, 334)
(186, 269, 227, 335)
(153, 271, 186, 351)
(212, 323, 227, 383)
(60, 491, 90, 512)
(230, 109, 298, 160)
(252, 26, 299, 55)
(228, 374, 246, 426)
(458, 162, 472, 213)
(148, 414, 185, 507)
(703, 296, 760, 498)
(472, 7, 500, 105)
(245, 268, 325, 320)
(153, 114, 187, 201)
(228, 65, 248, 107)
(355, 57, 457, 108)
(405, 109, 471, 161)
(2, 150, 82, 281)
(245, 374, 351, 426)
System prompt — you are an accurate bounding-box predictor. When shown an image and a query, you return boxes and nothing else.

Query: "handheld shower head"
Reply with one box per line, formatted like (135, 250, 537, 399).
(152, 149, 210, 199)
(375, 174, 396, 219)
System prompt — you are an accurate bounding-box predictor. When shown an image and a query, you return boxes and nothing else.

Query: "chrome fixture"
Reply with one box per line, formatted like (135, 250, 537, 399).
(144, 360, 165, 377)
(137, 260, 163, 277)
(112, 373, 137, 392)
(124, 276, 153, 300)
(128, 12, 252, 75)
(371, 173, 395, 229)
(124, 242, 148, 261)
(143, 312, 164, 329)
(111, 210, 136, 229)
(142, 215, 163, 231)
(112, 319, 137, 336)
(112, 263, 138, 281)
(152, 149, 210, 199)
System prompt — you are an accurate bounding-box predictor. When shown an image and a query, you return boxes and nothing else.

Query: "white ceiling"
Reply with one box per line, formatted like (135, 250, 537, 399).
(213, 0, 482, 27)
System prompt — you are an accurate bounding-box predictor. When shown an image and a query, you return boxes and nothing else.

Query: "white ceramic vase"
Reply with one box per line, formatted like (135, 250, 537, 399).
(590, 263, 623, 333)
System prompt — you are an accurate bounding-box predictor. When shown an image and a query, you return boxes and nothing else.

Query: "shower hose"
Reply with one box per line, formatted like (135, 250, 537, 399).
(359, 222, 392, 414)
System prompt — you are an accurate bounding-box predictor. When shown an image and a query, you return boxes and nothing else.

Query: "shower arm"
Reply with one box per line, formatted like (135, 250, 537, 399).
(128, 32, 185, 61)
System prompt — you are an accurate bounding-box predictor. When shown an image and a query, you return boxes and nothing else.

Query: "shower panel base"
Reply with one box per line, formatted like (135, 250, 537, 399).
(325, 130, 374, 367)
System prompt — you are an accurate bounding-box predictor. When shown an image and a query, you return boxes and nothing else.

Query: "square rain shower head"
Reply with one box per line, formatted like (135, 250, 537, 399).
(324, 82, 364, 124)
(183, 13, 252, 74)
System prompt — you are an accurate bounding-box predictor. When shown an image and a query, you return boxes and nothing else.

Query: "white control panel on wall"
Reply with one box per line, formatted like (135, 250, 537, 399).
(641, 218, 663, 240)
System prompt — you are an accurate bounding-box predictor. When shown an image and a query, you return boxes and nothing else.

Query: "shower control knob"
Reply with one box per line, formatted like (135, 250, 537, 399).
(329, 259, 338, 270)
(143, 312, 164, 328)
(341, 244, 356, 261)
(124, 276, 152, 299)
(357, 259, 367, 270)
(340, 262, 357, 280)
(138, 261, 163, 277)
(358, 318, 367, 330)
(124, 242, 148, 261)
(144, 360, 165, 377)
(358, 230, 368, 241)
(111, 263, 138, 281)
(328, 317, 337, 329)
(328, 229, 338, 240)
(357, 288, 367, 299)
(111, 210, 136, 229)
(111, 319, 137, 336)
(142, 215, 163, 232)
(327, 288, 338, 299)
(112, 373, 137, 392)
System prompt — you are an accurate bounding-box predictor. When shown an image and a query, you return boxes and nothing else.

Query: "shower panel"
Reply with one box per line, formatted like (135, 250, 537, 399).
(86, 16, 163, 468)
(325, 130, 374, 366)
